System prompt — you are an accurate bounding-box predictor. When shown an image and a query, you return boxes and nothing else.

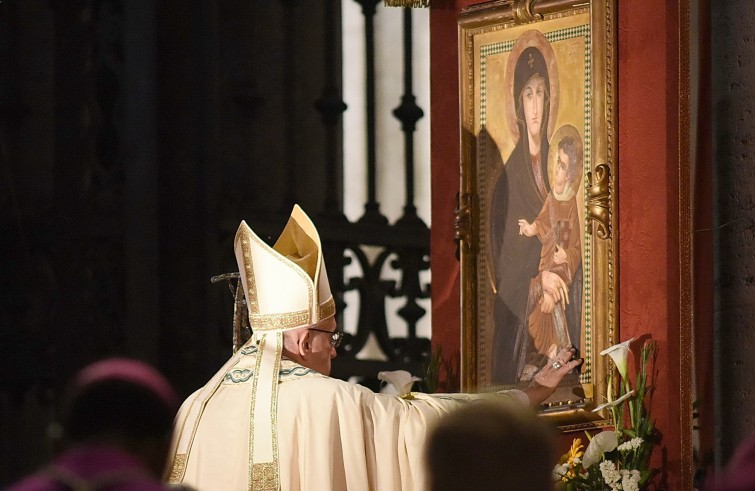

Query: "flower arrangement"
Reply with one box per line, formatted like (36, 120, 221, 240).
(554, 338, 658, 490)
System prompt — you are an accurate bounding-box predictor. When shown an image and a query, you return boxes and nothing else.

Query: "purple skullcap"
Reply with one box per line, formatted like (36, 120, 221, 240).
(710, 435, 755, 490)
(74, 358, 179, 413)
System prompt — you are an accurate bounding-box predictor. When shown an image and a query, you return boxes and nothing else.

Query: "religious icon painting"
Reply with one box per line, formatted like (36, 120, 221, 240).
(457, 0, 617, 431)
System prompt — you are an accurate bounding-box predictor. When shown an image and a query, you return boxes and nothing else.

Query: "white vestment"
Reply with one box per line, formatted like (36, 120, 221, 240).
(167, 344, 526, 491)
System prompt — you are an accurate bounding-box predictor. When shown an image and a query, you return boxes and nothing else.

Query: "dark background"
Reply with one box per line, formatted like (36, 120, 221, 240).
(0, 0, 436, 483)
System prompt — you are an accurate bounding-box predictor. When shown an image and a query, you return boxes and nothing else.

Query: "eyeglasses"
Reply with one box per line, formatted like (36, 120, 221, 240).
(308, 327, 344, 348)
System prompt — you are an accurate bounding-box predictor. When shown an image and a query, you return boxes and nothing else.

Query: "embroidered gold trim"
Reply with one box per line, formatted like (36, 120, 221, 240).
(250, 310, 310, 331)
(249, 298, 336, 332)
(237, 229, 260, 315)
(167, 454, 187, 484)
(269, 332, 282, 490)
(319, 297, 336, 320)
(252, 462, 279, 491)
(248, 335, 266, 488)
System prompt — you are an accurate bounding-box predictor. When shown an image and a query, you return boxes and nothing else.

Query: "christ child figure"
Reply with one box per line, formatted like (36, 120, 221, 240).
(517, 134, 583, 366)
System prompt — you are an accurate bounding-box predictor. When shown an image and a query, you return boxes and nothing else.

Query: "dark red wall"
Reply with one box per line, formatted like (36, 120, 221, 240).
(428, 0, 469, 390)
(615, 0, 684, 485)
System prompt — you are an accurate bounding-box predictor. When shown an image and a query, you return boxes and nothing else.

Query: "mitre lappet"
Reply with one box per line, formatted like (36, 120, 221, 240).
(233, 204, 335, 489)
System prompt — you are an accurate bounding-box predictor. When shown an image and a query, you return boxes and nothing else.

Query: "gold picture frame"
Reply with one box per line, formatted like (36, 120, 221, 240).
(457, 0, 617, 431)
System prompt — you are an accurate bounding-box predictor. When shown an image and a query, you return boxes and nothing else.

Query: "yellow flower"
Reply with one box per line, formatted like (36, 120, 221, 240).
(567, 438, 584, 465)
(556, 438, 585, 481)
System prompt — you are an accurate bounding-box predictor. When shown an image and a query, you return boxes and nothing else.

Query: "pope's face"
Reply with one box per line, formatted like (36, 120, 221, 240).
(522, 76, 546, 145)
(306, 316, 338, 376)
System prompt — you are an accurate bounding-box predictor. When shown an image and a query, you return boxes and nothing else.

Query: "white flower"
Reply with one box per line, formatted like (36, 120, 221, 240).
(617, 437, 644, 452)
(599, 460, 621, 486)
(552, 463, 569, 481)
(600, 338, 635, 379)
(592, 389, 635, 413)
(598, 460, 615, 478)
(583, 431, 618, 469)
(621, 469, 641, 491)
(377, 370, 421, 396)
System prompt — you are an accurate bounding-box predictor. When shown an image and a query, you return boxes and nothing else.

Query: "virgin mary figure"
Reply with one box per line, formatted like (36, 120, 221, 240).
(490, 44, 554, 385)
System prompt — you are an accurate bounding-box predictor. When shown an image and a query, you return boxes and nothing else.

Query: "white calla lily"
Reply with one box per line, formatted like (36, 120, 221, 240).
(582, 430, 618, 469)
(592, 389, 635, 413)
(378, 370, 421, 396)
(600, 337, 635, 379)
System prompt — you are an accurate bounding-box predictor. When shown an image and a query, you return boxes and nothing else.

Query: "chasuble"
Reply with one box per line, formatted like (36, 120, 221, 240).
(166, 344, 526, 491)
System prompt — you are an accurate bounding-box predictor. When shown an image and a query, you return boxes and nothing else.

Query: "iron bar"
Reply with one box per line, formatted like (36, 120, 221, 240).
(356, 0, 385, 223)
(392, 8, 424, 218)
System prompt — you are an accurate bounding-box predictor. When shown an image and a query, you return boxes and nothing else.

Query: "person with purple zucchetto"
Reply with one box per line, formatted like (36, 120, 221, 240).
(706, 435, 755, 491)
(6, 358, 193, 491)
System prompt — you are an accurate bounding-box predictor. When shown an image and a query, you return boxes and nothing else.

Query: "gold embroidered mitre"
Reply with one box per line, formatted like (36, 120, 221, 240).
(233, 205, 334, 491)
(234, 205, 335, 332)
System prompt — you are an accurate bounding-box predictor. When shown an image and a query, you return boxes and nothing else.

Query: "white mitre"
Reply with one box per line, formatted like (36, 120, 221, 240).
(235, 205, 335, 333)
(234, 204, 335, 490)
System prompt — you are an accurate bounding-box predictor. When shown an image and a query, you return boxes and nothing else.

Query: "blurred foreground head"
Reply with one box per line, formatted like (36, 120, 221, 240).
(63, 358, 179, 477)
(708, 433, 755, 491)
(426, 401, 556, 491)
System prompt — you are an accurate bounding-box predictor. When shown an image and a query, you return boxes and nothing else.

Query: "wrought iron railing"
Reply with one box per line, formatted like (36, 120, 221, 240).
(226, 3, 431, 391)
